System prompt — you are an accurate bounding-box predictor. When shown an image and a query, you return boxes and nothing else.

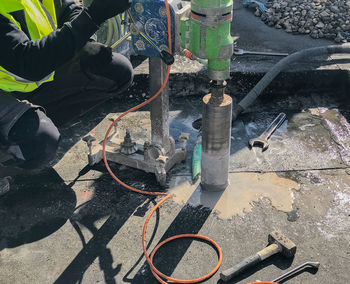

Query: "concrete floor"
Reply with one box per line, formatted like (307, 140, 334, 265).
(1, 2, 350, 284)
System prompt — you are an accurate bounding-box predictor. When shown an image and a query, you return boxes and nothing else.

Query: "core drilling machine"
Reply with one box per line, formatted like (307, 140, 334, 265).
(84, 0, 234, 191)
(181, 0, 234, 191)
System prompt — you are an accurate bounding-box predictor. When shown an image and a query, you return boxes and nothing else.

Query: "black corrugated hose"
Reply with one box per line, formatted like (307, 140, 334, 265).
(232, 44, 350, 121)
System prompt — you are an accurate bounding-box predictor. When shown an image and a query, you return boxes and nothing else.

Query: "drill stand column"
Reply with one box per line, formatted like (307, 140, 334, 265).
(84, 59, 189, 186)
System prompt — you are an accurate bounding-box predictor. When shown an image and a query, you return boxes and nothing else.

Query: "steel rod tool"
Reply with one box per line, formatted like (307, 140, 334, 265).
(271, 261, 320, 283)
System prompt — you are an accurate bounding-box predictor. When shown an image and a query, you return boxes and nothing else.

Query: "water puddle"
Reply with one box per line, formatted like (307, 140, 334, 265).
(170, 173, 298, 218)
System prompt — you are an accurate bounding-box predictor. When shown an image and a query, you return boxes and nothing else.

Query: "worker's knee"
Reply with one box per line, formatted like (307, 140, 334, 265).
(8, 109, 60, 169)
(113, 53, 134, 88)
(84, 51, 134, 93)
(102, 53, 134, 92)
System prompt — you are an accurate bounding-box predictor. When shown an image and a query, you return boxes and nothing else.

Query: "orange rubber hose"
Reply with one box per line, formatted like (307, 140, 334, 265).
(102, 1, 223, 283)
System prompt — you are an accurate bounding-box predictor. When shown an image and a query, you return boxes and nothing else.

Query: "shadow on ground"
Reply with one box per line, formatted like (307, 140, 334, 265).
(0, 169, 76, 250)
(53, 163, 161, 284)
(128, 185, 222, 284)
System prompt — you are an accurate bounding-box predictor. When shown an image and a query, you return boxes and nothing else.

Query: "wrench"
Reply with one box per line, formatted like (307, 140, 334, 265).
(271, 261, 320, 283)
(249, 113, 286, 151)
(233, 48, 289, 57)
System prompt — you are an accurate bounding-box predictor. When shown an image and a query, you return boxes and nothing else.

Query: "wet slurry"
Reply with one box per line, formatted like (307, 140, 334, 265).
(170, 173, 298, 219)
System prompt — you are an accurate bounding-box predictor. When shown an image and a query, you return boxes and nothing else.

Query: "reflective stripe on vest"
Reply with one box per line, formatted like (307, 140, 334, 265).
(0, 68, 53, 84)
(0, 0, 57, 93)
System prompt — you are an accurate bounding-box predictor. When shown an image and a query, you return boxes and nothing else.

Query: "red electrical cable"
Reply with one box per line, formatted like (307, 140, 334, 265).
(102, 1, 223, 283)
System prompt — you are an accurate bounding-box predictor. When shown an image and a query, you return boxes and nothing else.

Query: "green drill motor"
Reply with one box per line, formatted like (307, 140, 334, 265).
(180, 0, 234, 80)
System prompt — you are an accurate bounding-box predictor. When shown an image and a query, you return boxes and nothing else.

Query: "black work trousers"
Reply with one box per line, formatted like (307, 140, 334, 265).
(0, 50, 133, 170)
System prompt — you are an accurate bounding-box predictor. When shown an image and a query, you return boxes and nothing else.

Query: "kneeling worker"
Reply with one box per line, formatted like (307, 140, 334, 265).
(0, 0, 134, 195)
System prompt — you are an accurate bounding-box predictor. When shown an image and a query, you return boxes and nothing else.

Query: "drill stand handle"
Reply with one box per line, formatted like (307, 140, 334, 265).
(160, 50, 175, 65)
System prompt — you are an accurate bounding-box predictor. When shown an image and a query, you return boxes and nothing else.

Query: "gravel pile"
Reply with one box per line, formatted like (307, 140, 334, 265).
(254, 0, 350, 43)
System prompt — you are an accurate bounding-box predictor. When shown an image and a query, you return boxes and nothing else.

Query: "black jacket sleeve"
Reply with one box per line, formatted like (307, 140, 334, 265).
(0, 2, 98, 83)
(55, 0, 84, 27)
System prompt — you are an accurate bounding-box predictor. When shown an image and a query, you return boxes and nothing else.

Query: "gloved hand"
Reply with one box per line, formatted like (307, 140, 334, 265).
(79, 41, 113, 74)
(87, 0, 132, 25)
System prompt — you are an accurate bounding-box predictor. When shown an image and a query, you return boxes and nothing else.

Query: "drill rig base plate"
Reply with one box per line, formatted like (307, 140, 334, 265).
(85, 131, 189, 186)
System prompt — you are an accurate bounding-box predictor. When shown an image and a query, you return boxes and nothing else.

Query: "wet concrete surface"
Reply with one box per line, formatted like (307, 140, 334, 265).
(1, 72, 349, 284)
(1, 2, 350, 283)
(169, 173, 298, 218)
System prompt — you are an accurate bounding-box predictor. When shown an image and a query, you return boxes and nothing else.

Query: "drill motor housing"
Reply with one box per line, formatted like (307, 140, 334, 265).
(180, 0, 234, 80)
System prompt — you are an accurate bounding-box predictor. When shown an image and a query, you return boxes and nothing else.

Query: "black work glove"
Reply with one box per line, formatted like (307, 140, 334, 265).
(79, 41, 113, 74)
(87, 0, 132, 26)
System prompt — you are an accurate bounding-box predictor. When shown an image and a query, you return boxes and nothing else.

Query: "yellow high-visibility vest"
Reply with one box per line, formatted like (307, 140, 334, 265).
(0, 0, 57, 93)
